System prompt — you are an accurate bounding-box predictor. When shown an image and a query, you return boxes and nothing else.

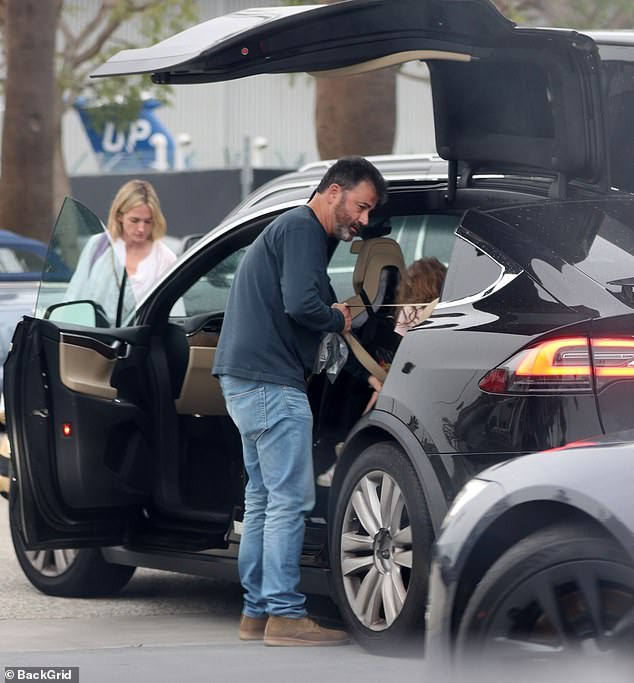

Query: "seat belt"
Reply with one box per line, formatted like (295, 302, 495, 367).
(343, 298, 439, 384)
(344, 332, 387, 383)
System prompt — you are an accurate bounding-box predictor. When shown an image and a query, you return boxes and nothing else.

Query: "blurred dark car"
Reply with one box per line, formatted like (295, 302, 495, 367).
(6, 0, 634, 655)
(425, 431, 634, 667)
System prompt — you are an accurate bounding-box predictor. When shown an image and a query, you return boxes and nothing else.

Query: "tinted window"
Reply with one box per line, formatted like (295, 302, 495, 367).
(442, 237, 503, 302)
(0, 247, 45, 276)
(35, 198, 109, 322)
(390, 214, 458, 265)
(180, 246, 249, 316)
(328, 214, 457, 301)
(568, 211, 634, 306)
(491, 200, 634, 302)
(597, 46, 634, 192)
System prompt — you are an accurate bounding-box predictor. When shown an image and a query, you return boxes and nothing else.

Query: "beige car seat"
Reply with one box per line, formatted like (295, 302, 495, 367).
(343, 237, 407, 381)
(345, 237, 407, 327)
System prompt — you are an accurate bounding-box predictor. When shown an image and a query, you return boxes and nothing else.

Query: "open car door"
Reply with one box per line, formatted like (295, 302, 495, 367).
(5, 199, 155, 548)
(92, 0, 608, 192)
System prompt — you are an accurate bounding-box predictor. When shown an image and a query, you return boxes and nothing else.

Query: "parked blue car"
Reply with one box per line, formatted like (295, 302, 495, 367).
(0, 230, 47, 393)
(0, 229, 72, 393)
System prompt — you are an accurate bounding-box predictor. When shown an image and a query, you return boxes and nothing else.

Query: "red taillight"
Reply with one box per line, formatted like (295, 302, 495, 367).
(479, 336, 634, 395)
(591, 339, 634, 384)
(62, 423, 72, 438)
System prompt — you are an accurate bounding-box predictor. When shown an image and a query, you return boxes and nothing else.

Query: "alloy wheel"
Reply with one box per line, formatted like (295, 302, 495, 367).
(457, 525, 634, 661)
(473, 559, 634, 657)
(24, 548, 80, 578)
(339, 469, 413, 631)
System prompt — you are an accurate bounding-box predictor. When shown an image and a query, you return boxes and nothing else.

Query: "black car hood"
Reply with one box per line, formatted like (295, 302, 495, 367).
(91, 0, 607, 188)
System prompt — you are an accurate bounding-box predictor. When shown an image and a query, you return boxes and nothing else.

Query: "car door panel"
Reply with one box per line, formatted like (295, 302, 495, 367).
(6, 315, 154, 548)
(59, 333, 118, 399)
(175, 346, 227, 416)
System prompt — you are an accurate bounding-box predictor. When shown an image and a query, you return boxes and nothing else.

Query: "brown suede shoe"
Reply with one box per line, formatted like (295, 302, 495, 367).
(239, 614, 267, 641)
(263, 616, 350, 647)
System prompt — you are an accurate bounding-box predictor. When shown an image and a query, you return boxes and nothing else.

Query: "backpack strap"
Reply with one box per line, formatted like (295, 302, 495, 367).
(89, 233, 110, 273)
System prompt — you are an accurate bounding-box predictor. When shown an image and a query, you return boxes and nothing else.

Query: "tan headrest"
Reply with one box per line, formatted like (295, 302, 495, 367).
(351, 238, 407, 300)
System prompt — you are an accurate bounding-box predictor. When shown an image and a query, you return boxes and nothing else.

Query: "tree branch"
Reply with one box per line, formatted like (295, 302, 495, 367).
(71, 1, 157, 69)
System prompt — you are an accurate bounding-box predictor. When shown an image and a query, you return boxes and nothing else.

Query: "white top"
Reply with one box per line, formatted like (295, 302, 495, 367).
(111, 237, 176, 303)
(65, 233, 176, 324)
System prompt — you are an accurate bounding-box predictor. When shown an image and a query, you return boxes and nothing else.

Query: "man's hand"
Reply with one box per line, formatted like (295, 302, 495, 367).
(332, 302, 352, 334)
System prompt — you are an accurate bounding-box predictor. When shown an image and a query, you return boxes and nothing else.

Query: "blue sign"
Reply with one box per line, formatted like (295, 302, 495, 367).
(75, 97, 175, 172)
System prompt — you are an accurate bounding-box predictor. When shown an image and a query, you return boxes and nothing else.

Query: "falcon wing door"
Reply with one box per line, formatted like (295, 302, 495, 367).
(5, 199, 154, 548)
(92, 0, 608, 194)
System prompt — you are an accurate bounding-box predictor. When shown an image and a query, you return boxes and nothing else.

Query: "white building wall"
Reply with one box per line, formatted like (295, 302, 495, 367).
(63, 0, 435, 175)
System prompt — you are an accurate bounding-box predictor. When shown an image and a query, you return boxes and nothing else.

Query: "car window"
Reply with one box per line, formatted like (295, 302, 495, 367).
(167, 214, 276, 321)
(0, 230, 54, 282)
(441, 237, 503, 302)
(563, 209, 634, 305)
(597, 45, 634, 193)
(0, 247, 45, 276)
(390, 214, 459, 265)
(170, 210, 458, 321)
(328, 214, 458, 301)
(34, 197, 130, 326)
(177, 246, 249, 317)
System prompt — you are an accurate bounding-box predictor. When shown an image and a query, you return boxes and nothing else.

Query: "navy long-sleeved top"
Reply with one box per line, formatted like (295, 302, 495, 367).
(213, 205, 345, 391)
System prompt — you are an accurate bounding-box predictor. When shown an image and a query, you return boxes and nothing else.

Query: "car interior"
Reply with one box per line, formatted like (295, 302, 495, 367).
(38, 164, 595, 554)
(131, 201, 462, 545)
(31, 182, 558, 548)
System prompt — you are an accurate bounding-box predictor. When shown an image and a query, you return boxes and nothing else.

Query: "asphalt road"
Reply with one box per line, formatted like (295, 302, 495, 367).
(0, 501, 427, 682)
(2, 502, 633, 683)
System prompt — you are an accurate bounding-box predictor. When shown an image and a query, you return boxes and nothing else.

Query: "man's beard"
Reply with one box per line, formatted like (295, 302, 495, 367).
(333, 193, 359, 242)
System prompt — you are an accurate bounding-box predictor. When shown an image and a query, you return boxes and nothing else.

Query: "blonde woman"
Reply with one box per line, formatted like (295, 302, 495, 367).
(65, 179, 176, 323)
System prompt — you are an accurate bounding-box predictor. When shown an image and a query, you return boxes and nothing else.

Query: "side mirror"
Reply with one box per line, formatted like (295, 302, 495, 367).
(44, 300, 110, 327)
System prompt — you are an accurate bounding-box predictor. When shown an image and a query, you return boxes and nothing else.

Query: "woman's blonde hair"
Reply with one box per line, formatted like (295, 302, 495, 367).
(106, 179, 167, 241)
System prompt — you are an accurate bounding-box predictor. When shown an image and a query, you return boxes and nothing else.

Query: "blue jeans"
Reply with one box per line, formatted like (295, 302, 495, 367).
(218, 375, 315, 618)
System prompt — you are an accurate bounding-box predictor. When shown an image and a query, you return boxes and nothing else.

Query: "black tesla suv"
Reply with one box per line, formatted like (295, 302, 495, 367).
(6, 0, 634, 655)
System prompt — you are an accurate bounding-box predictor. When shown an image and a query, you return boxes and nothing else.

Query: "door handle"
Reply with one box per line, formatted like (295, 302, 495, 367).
(60, 333, 131, 360)
(109, 340, 130, 359)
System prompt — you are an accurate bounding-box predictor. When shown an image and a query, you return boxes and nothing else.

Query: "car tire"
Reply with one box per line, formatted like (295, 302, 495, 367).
(9, 492, 135, 598)
(456, 522, 634, 660)
(330, 441, 433, 655)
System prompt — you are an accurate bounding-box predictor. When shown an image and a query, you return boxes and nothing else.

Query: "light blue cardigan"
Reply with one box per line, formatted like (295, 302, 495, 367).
(64, 233, 176, 324)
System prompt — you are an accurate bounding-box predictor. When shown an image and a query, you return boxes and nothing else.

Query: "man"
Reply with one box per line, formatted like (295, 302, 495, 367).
(213, 156, 387, 646)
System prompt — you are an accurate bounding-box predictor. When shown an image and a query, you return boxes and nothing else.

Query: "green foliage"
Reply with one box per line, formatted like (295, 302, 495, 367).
(61, 0, 198, 129)
(491, 0, 634, 28)
(549, 0, 634, 29)
(77, 80, 165, 135)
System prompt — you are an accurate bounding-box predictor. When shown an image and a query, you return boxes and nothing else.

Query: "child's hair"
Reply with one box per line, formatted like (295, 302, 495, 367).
(396, 256, 447, 325)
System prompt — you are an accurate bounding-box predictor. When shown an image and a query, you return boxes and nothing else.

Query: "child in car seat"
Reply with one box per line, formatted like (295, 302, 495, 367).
(317, 256, 447, 487)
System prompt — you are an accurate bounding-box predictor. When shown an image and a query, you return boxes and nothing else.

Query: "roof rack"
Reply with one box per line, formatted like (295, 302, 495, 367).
(298, 153, 445, 173)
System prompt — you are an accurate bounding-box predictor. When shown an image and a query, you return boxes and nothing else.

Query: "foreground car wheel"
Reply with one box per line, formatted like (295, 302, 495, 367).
(457, 523, 634, 660)
(330, 441, 433, 655)
(9, 494, 135, 597)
